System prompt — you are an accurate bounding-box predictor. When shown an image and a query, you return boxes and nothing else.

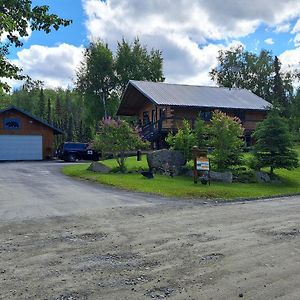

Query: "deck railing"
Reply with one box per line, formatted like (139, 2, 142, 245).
(140, 117, 197, 140)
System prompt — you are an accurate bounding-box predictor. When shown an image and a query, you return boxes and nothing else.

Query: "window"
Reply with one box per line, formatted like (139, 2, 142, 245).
(4, 118, 20, 129)
(64, 143, 87, 150)
(200, 111, 212, 122)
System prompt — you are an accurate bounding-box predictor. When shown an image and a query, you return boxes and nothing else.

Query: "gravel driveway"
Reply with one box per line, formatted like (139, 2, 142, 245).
(0, 161, 299, 299)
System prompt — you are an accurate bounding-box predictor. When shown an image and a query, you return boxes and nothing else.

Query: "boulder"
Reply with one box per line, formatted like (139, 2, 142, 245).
(210, 171, 233, 183)
(255, 171, 271, 183)
(147, 150, 185, 176)
(88, 162, 111, 173)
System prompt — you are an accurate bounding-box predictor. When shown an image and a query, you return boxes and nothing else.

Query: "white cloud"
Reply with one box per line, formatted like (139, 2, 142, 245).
(264, 38, 274, 45)
(291, 19, 300, 33)
(11, 43, 84, 89)
(279, 47, 300, 79)
(274, 23, 291, 33)
(294, 33, 300, 46)
(82, 0, 300, 85)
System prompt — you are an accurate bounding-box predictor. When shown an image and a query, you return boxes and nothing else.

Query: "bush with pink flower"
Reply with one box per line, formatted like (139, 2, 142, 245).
(93, 118, 149, 172)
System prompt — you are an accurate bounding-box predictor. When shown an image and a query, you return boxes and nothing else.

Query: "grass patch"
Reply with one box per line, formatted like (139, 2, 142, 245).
(62, 147, 300, 200)
(62, 167, 300, 200)
(100, 155, 148, 172)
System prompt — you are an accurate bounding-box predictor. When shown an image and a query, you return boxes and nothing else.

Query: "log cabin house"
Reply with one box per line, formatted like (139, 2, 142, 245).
(117, 80, 272, 149)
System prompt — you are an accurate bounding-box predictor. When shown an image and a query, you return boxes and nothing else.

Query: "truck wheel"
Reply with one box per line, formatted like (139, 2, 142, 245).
(66, 153, 76, 162)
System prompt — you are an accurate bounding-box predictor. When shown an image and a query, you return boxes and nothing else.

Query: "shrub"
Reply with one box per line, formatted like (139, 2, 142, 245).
(208, 111, 244, 171)
(166, 120, 196, 161)
(93, 118, 148, 173)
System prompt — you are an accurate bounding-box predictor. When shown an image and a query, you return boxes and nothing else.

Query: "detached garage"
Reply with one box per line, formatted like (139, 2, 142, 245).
(0, 106, 63, 161)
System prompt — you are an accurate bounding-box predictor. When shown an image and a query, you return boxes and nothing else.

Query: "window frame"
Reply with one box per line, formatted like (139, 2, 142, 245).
(4, 118, 21, 130)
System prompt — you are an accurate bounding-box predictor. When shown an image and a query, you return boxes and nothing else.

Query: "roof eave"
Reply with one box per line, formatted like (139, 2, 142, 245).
(0, 105, 64, 134)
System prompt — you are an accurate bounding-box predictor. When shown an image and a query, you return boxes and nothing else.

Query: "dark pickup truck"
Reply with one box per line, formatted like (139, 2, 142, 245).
(56, 142, 100, 162)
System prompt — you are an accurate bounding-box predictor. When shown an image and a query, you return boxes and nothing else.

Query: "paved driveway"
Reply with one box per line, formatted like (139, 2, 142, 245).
(0, 161, 164, 222)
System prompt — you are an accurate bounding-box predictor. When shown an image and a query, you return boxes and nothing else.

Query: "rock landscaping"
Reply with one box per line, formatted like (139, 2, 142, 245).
(147, 149, 185, 176)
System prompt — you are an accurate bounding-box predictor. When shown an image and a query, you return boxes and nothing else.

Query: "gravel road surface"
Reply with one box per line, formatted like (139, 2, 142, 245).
(0, 162, 299, 299)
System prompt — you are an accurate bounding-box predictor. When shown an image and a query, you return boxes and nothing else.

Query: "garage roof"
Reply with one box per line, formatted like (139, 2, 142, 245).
(118, 80, 272, 115)
(0, 106, 63, 134)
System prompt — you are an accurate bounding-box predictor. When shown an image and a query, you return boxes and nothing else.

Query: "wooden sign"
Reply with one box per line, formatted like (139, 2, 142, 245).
(193, 146, 210, 185)
(196, 157, 210, 171)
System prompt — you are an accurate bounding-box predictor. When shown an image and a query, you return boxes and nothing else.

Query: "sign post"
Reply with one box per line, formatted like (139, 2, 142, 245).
(192, 146, 210, 185)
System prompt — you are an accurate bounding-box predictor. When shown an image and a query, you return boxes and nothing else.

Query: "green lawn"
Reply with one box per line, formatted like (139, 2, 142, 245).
(62, 151, 300, 200)
(101, 155, 149, 171)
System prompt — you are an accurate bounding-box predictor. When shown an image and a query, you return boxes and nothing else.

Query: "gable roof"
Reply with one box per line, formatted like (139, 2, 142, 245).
(0, 106, 63, 134)
(117, 80, 272, 115)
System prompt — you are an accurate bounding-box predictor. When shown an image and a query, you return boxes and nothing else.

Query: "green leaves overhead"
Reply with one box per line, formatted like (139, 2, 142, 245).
(209, 45, 293, 106)
(115, 38, 164, 91)
(0, 0, 72, 92)
(75, 38, 164, 127)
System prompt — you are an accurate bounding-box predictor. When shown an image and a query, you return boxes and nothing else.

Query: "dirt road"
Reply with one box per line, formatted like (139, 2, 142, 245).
(1, 193, 300, 299)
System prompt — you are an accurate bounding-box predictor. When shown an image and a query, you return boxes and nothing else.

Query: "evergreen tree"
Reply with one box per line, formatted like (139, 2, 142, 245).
(291, 89, 300, 137)
(47, 98, 51, 124)
(272, 56, 291, 117)
(252, 111, 298, 175)
(38, 88, 45, 119)
(54, 95, 62, 128)
(66, 113, 74, 141)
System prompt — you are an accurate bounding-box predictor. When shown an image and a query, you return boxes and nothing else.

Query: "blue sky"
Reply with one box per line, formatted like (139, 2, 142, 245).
(6, 0, 300, 88)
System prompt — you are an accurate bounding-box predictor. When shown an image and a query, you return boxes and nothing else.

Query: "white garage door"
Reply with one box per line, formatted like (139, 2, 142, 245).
(0, 135, 43, 161)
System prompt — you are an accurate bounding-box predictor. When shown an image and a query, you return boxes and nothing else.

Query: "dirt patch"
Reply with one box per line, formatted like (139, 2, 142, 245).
(258, 227, 300, 241)
(187, 232, 218, 243)
(0, 198, 300, 299)
(144, 286, 176, 298)
(56, 292, 88, 300)
(199, 252, 224, 263)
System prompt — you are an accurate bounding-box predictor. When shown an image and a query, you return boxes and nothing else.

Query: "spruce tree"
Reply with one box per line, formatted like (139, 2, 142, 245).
(54, 95, 62, 128)
(253, 110, 298, 175)
(47, 98, 51, 124)
(38, 88, 45, 119)
(273, 56, 288, 115)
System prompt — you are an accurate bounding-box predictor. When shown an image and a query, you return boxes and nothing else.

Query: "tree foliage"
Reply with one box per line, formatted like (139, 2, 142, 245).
(210, 45, 293, 106)
(166, 120, 197, 161)
(75, 38, 164, 129)
(208, 111, 244, 171)
(272, 56, 292, 117)
(5, 82, 90, 146)
(252, 111, 298, 175)
(0, 0, 72, 92)
(115, 38, 164, 91)
(93, 119, 148, 172)
(75, 41, 116, 122)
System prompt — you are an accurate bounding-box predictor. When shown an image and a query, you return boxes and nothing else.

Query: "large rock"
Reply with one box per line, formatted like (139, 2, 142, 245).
(210, 171, 233, 183)
(255, 171, 271, 183)
(88, 161, 111, 173)
(147, 150, 185, 176)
